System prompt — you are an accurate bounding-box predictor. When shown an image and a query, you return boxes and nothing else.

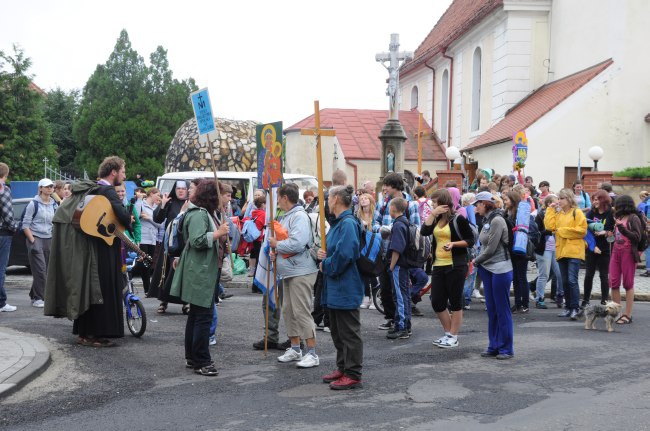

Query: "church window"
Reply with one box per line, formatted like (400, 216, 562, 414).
(411, 86, 418, 109)
(441, 69, 449, 142)
(471, 47, 482, 132)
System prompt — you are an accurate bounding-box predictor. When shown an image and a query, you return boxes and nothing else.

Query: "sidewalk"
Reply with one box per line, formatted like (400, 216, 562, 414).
(0, 329, 50, 398)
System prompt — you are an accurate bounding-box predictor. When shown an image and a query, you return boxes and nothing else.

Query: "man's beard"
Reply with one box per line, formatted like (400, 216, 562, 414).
(113, 177, 122, 187)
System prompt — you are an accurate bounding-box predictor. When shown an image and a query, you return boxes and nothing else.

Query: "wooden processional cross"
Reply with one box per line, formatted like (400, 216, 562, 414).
(300, 100, 335, 250)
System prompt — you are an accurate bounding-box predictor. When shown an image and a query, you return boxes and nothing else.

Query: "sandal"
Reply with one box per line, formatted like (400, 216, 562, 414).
(96, 338, 116, 347)
(616, 314, 632, 324)
(78, 337, 102, 347)
(182, 304, 190, 315)
(157, 302, 168, 314)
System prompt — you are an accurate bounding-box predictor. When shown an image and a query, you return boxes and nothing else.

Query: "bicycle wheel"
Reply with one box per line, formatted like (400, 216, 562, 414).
(126, 299, 147, 337)
(372, 286, 384, 315)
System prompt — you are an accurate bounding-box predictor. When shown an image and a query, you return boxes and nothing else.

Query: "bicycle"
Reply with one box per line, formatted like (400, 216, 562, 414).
(124, 253, 147, 337)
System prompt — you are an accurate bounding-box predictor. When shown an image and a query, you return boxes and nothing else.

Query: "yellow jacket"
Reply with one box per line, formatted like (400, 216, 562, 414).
(544, 207, 588, 260)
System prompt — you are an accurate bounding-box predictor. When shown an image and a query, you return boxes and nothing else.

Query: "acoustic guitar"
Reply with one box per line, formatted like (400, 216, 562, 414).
(72, 194, 153, 267)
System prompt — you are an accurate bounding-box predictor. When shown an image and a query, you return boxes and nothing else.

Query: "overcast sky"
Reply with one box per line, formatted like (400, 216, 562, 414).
(1, 0, 451, 127)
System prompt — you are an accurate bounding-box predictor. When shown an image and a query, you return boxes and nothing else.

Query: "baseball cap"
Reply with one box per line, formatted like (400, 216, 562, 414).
(470, 191, 495, 205)
(38, 178, 54, 187)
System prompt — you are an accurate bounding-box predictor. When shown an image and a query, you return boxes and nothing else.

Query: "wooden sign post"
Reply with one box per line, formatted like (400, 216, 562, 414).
(300, 100, 335, 250)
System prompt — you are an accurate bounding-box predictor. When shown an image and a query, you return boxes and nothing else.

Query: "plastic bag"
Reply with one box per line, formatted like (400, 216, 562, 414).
(232, 253, 247, 275)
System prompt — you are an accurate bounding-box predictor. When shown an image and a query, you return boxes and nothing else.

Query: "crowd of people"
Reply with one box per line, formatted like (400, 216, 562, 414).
(0, 160, 648, 389)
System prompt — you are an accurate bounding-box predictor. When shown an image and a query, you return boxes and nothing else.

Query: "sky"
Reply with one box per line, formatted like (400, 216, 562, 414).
(1, 0, 452, 127)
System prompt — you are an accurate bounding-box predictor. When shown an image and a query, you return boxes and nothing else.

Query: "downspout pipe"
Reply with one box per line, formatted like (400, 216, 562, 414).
(442, 48, 454, 170)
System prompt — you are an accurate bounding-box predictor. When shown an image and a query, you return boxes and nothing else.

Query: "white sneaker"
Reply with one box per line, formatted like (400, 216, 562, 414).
(296, 352, 319, 368)
(432, 335, 449, 345)
(369, 302, 376, 310)
(209, 335, 217, 346)
(437, 337, 459, 349)
(472, 289, 483, 299)
(277, 348, 302, 363)
(323, 326, 331, 333)
(359, 296, 370, 309)
(32, 300, 45, 308)
(0, 304, 17, 312)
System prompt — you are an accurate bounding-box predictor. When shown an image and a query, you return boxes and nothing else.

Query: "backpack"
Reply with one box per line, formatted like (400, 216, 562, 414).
(634, 211, 648, 252)
(19, 199, 58, 230)
(452, 214, 479, 260)
(357, 226, 384, 277)
(403, 220, 432, 269)
(241, 216, 262, 243)
(164, 211, 187, 258)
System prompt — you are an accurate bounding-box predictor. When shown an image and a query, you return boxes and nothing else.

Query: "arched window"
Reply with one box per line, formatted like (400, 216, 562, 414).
(471, 47, 482, 132)
(410, 86, 418, 109)
(441, 69, 449, 142)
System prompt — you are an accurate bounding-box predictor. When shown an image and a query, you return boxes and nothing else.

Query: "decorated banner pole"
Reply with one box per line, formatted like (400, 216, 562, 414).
(190, 88, 233, 268)
(301, 100, 336, 250)
(256, 122, 284, 354)
(512, 130, 528, 184)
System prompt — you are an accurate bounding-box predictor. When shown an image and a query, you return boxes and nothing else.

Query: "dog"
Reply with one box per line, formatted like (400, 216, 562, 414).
(583, 301, 623, 332)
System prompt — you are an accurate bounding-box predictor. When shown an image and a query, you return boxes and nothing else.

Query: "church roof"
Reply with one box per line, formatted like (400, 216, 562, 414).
(401, 0, 503, 77)
(287, 109, 447, 161)
(464, 58, 614, 151)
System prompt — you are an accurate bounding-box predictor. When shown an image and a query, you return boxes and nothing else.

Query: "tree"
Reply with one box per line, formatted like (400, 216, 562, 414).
(43, 88, 79, 176)
(74, 30, 197, 179)
(0, 45, 57, 180)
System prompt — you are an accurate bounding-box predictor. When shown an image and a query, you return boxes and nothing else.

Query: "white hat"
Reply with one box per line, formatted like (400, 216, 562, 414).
(38, 178, 54, 187)
(470, 191, 495, 205)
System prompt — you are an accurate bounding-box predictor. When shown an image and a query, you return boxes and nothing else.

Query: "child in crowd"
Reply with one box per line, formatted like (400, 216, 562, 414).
(386, 197, 412, 339)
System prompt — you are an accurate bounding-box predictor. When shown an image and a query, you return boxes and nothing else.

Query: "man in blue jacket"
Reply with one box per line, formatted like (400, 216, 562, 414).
(318, 185, 364, 390)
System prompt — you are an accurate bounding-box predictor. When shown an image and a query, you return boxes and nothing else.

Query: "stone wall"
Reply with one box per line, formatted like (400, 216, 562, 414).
(165, 118, 259, 173)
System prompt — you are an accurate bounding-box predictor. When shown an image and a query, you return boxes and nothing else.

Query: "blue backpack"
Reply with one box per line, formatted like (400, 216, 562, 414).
(357, 224, 384, 277)
(164, 211, 187, 257)
(241, 216, 262, 243)
(19, 199, 58, 230)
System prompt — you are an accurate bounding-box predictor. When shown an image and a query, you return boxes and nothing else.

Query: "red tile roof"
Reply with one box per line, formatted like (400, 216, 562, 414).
(401, 0, 503, 77)
(287, 109, 447, 162)
(464, 59, 614, 151)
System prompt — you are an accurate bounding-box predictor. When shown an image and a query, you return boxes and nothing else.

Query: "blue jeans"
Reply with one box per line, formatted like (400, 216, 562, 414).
(408, 267, 428, 301)
(558, 258, 581, 310)
(478, 266, 514, 356)
(0, 235, 12, 308)
(209, 302, 218, 339)
(463, 265, 478, 305)
(645, 247, 650, 270)
(535, 250, 563, 301)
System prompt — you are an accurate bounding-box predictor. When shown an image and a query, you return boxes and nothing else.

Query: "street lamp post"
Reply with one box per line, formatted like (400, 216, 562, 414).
(588, 146, 604, 172)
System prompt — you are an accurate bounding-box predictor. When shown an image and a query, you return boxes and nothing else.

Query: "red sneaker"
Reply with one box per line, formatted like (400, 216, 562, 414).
(329, 375, 362, 390)
(322, 370, 344, 383)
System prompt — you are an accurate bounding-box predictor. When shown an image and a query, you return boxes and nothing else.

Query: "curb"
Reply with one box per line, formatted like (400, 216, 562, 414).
(0, 334, 51, 399)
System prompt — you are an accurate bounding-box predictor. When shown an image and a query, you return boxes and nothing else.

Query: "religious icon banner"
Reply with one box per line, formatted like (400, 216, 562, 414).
(256, 122, 283, 189)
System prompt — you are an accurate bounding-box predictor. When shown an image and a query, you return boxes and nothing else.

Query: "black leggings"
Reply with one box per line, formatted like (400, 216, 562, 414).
(583, 251, 610, 302)
(430, 264, 467, 312)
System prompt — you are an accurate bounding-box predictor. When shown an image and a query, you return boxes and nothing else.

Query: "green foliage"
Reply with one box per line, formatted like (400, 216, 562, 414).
(44, 88, 79, 176)
(74, 30, 197, 180)
(0, 45, 57, 180)
(613, 167, 650, 178)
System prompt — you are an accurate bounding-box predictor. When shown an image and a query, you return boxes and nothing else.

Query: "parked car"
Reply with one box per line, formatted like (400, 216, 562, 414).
(8, 197, 30, 268)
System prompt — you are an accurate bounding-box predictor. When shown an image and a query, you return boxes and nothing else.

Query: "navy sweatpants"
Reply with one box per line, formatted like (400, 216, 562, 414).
(478, 266, 514, 356)
(390, 265, 411, 331)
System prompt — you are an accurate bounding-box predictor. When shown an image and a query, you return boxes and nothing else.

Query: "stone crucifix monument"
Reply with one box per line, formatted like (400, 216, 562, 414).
(376, 33, 413, 178)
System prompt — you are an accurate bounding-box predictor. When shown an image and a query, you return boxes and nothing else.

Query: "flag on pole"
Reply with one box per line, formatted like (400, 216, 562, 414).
(253, 189, 279, 310)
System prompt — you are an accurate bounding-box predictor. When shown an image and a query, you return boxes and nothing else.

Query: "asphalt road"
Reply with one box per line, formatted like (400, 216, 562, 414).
(2, 267, 650, 430)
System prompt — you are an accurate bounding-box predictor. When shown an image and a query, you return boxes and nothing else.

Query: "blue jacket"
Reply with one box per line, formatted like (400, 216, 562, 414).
(321, 209, 363, 310)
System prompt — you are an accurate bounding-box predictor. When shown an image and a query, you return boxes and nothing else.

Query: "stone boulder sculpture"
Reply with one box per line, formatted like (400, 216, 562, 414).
(165, 117, 258, 173)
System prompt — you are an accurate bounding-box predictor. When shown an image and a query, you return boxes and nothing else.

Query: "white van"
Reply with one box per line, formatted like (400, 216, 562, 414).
(156, 171, 320, 206)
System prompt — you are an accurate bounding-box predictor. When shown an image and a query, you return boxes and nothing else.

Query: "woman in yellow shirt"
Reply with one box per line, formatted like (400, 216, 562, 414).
(544, 188, 587, 321)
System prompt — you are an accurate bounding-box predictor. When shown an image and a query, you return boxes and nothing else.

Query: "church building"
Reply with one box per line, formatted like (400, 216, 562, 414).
(398, 0, 650, 190)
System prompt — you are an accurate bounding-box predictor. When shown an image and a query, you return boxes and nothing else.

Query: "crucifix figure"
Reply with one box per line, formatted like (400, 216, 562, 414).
(375, 34, 413, 121)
